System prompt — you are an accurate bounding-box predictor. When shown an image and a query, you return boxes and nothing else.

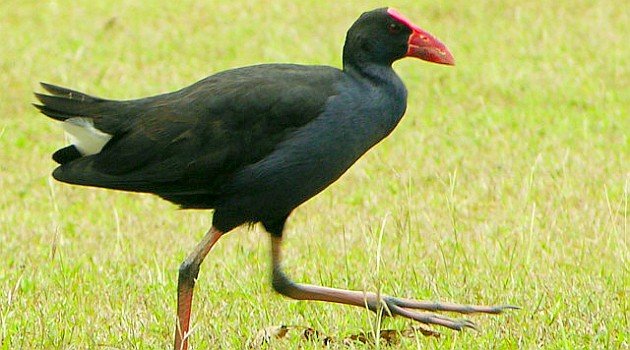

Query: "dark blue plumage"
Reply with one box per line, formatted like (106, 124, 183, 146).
(36, 9, 415, 234)
(33, 9, 512, 350)
(214, 65, 408, 232)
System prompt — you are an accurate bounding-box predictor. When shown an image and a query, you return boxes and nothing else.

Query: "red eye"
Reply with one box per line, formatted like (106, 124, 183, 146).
(388, 23, 401, 34)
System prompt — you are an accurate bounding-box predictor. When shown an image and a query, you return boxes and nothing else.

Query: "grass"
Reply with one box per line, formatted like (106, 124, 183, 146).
(0, 0, 628, 349)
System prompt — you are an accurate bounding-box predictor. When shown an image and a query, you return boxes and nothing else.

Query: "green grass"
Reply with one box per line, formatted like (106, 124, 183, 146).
(1, 0, 628, 349)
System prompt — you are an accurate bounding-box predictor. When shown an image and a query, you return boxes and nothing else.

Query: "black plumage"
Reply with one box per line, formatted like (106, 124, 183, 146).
(35, 8, 511, 350)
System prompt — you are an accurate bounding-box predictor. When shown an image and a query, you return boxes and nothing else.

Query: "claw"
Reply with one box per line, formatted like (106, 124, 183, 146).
(449, 318, 477, 331)
(485, 305, 521, 314)
(459, 319, 478, 330)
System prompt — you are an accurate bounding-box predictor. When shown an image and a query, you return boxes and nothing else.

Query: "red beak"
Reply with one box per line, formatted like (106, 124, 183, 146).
(388, 8, 455, 66)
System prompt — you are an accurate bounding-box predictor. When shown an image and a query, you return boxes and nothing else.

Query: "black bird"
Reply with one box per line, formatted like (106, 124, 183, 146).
(35, 8, 514, 350)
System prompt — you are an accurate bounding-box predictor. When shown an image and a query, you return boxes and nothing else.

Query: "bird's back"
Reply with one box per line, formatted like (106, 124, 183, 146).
(38, 64, 343, 205)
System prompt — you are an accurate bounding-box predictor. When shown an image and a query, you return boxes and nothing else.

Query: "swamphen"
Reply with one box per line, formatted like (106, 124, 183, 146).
(35, 8, 515, 350)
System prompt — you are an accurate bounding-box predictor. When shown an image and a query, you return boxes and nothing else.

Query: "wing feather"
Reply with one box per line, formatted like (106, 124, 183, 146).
(48, 64, 342, 200)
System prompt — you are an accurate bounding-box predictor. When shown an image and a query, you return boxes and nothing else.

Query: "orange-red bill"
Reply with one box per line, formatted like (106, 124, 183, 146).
(387, 8, 455, 65)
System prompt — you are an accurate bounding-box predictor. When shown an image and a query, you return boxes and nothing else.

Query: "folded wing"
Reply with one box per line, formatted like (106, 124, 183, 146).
(35, 64, 342, 201)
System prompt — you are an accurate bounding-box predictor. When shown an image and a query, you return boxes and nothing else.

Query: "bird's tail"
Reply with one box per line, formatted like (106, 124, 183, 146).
(33, 82, 106, 121)
(33, 83, 118, 164)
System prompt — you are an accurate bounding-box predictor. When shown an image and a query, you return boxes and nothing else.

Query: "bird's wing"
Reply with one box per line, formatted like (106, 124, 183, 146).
(45, 64, 342, 195)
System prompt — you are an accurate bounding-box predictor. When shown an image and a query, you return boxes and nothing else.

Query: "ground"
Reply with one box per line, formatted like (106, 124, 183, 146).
(0, 0, 628, 349)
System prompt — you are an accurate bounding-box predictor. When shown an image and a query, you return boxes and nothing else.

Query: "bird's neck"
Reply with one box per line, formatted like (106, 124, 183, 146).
(342, 58, 398, 87)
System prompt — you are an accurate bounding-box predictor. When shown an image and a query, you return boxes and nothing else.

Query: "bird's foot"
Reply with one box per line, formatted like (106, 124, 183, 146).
(374, 296, 519, 331)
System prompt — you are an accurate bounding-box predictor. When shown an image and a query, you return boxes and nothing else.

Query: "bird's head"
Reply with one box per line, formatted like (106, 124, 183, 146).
(343, 7, 454, 67)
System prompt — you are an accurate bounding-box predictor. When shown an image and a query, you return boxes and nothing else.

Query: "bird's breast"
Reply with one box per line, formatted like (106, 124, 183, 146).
(222, 79, 407, 222)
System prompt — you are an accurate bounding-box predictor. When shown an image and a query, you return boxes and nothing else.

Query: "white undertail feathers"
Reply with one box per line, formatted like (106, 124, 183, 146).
(61, 117, 112, 156)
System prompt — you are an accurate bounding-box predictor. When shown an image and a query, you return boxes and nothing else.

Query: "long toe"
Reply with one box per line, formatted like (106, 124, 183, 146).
(387, 297, 520, 315)
(387, 303, 476, 331)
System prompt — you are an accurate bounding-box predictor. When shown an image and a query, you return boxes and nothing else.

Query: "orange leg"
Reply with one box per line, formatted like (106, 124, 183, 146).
(174, 227, 223, 350)
(270, 236, 517, 331)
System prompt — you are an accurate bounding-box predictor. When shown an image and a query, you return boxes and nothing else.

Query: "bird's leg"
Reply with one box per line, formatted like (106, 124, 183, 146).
(174, 227, 223, 350)
(270, 236, 517, 331)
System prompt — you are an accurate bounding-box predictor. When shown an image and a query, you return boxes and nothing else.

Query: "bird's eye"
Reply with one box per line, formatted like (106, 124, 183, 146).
(388, 23, 401, 34)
